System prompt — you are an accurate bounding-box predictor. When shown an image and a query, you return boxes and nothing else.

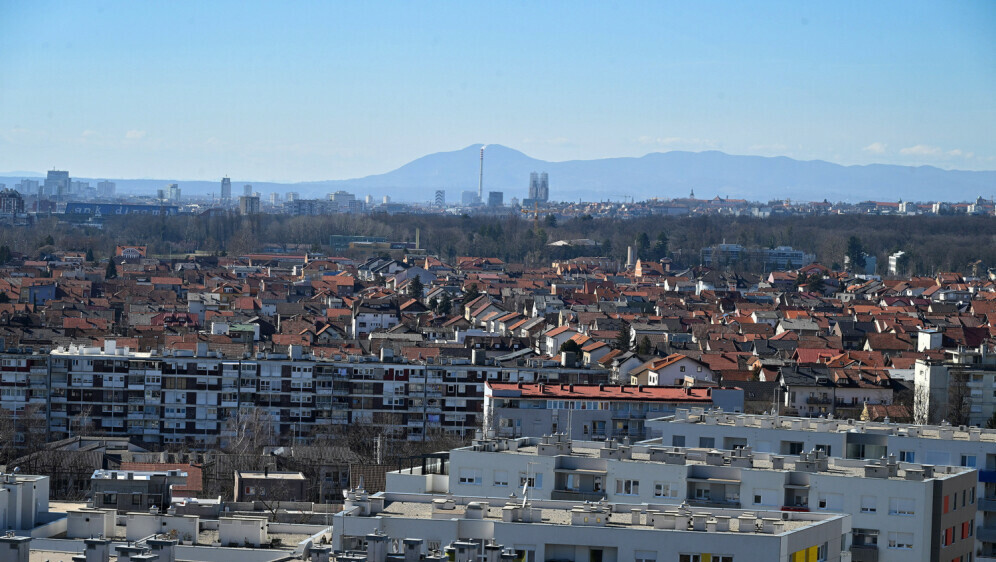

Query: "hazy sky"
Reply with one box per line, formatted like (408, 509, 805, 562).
(1, 1, 993, 182)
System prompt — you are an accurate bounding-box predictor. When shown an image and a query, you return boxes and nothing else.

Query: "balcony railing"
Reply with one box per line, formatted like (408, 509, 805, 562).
(849, 545, 878, 562)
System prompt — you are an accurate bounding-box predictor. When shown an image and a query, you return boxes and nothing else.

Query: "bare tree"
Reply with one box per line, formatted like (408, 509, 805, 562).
(223, 408, 277, 456)
(946, 371, 972, 426)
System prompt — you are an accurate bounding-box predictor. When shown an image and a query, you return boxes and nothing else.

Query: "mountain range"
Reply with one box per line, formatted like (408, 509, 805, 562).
(3, 145, 994, 203)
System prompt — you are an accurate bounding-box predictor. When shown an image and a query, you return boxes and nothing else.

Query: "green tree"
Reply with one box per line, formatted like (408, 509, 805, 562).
(104, 259, 118, 280)
(85, 248, 95, 263)
(635, 232, 650, 258)
(438, 293, 452, 315)
(427, 296, 438, 312)
(407, 275, 424, 299)
(0, 245, 11, 265)
(544, 214, 557, 228)
(559, 339, 582, 354)
(637, 335, 653, 355)
(39, 235, 54, 247)
(616, 320, 631, 351)
(0, 292, 9, 304)
(651, 232, 669, 260)
(846, 236, 866, 270)
(805, 273, 825, 293)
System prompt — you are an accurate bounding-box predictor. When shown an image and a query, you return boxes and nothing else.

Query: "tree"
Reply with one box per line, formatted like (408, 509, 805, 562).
(559, 340, 581, 355)
(438, 293, 452, 315)
(461, 283, 480, 307)
(651, 232, 669, 260)
(104, 259, 118, 279)
(0, 245, 11, 264)
(85, 248, 95, 262)
(637, 335, 653, 355)
(635, 232, 650, 258)
(544, 214, 557, 228)
(407, 275, 424, 299)
(615, 320, 631, 351)
(986, 410, 996, 430)
(0, 293, 8, 304)
(805, 273, 825, 293)
(846, 236, 866, 270)
(427, 296, 438, 312)
(945, 371, 972, 426)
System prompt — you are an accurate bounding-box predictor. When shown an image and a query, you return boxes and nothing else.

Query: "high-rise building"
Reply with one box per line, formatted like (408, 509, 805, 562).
(166, 183, 181, 201)
(96, 180, 115, 198)
(44, 170, 70, 200)
(461, 191, 480, 206)
(243, 184, 253, 197)
(16, 179, 39, 197)
(220, 177, 232, 202)
(269, 192, 279, 205)
(529, 171, 549, 202)
(434, 190, 445, 207)
(239, 195, 260, 215)
(487, 191, 503, 207)
(286, 191, 298, 202)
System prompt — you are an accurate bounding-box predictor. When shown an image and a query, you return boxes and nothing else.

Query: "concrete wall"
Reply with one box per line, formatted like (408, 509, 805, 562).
(124, 512, 199, 543)
(66, 509, 115, 539)
(219, 516, 268, 547)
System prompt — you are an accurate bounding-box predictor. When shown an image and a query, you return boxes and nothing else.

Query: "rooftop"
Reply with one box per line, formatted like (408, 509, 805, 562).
(654, 408, 996, 443)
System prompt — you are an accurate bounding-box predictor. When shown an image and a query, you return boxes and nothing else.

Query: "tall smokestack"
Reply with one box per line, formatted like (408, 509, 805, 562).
(478, 145, 486, 200)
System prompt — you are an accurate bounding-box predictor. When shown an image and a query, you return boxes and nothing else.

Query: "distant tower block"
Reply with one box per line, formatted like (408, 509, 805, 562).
(626, 246, 636, 269)
(435, 190, 445, 207)
(220, 177, 232, 201)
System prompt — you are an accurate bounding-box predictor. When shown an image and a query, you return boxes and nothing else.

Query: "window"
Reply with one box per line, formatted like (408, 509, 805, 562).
(615, 479, 639, 495)
(889, 497, 915, 516)
(654, 482, 676, 498)
(678, 556, 700, 562)
(860, 495, 876, 513)
(671, 435, 686, 447)
(679, 366, 686, 372)
(493, 470, 508, 487)
(699, 437, 715, 448)
(960, 455, 976, 468)
(852, 528, 878, 547)
(814, 444, 831, 456)
(899, 450, 915, 463)
(458, 468, 481, 485)
(519, 473, 542, 489)
(634, 551, 657, 562)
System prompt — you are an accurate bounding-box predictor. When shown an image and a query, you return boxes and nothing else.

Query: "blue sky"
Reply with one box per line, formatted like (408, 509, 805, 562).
(1, 1, 993, 182)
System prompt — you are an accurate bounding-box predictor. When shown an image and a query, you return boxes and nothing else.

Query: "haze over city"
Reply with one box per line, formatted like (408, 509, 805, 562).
(1, 1, 994, 182)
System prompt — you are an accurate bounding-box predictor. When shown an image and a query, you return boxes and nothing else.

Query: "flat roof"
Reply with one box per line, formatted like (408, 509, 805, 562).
(654, 410, 996, 443)
(488, 383, 716, 402)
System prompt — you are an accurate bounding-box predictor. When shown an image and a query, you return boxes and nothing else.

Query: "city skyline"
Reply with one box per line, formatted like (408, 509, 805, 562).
(1, 1, 993, 182)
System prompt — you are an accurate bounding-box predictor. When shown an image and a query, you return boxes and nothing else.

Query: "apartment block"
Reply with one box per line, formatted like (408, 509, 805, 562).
(6, 341, 609, 449)
(388, 434, 976, 562)
(485, 382, 743, 441)
(648, 410, 996, 560)
(334, 484, 850, 562)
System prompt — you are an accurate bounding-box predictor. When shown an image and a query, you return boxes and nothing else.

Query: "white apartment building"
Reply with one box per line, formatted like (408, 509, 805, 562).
(647, 409, 996, 561)
(388, 434, 976, 562)
(334, 484, 850, 562)
(915, 346, 996, 426)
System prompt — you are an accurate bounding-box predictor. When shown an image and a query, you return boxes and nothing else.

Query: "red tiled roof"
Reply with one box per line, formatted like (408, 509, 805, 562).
(487, 382, 714, 402)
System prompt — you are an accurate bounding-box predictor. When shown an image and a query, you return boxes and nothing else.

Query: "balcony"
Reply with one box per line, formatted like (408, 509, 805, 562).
(805, 396, 832, 405)
(979, 497, 996, 512)
(551, 490, 606, 502)
(979, 469, 996, 483)
(979, 525, 996, 544)
(849, 545, 878, 562)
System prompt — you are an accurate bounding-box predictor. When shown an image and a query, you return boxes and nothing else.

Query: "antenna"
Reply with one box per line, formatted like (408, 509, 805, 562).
(478, 145, 487, 200)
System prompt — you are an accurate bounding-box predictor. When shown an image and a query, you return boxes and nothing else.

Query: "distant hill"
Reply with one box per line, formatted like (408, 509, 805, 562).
(317, 145, 996, 203)
(3, 145, 993, 203)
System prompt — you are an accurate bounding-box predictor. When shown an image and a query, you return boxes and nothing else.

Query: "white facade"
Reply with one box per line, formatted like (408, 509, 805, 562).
(647, 410, 996, 560)
(388, 434, 975, 562)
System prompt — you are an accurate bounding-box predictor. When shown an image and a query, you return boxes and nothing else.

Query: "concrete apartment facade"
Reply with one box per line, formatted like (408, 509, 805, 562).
(484, 382, 743, 441)
(333, 485, 851, 562)
(388, 434, 976, 562)
(647, 409, 996, 561)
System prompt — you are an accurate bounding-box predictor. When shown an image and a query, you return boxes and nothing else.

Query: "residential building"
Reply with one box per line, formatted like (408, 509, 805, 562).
(239, 195, 261, 215)
(914, 346, 996, 426)
(388, 433, 975, 562)
(220, 177, 232, 202)
(96, 180, 115, 198)
(488, 191, 503, 207)
(90, 468, 187, 513)
(485, 382, 742, 440)
(647, 409, 996, 559)
(336, 482, 850, 562)
(43, 170, 70, 199)
(234, 470, 307, 502)
(434, 190, 445, 207)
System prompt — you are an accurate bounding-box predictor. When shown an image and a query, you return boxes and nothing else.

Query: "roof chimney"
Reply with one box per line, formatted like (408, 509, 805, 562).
(599, 383, 605, 391)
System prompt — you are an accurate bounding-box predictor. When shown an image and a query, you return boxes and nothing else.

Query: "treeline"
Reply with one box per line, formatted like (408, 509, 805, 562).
(2, 212, 995, 275)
